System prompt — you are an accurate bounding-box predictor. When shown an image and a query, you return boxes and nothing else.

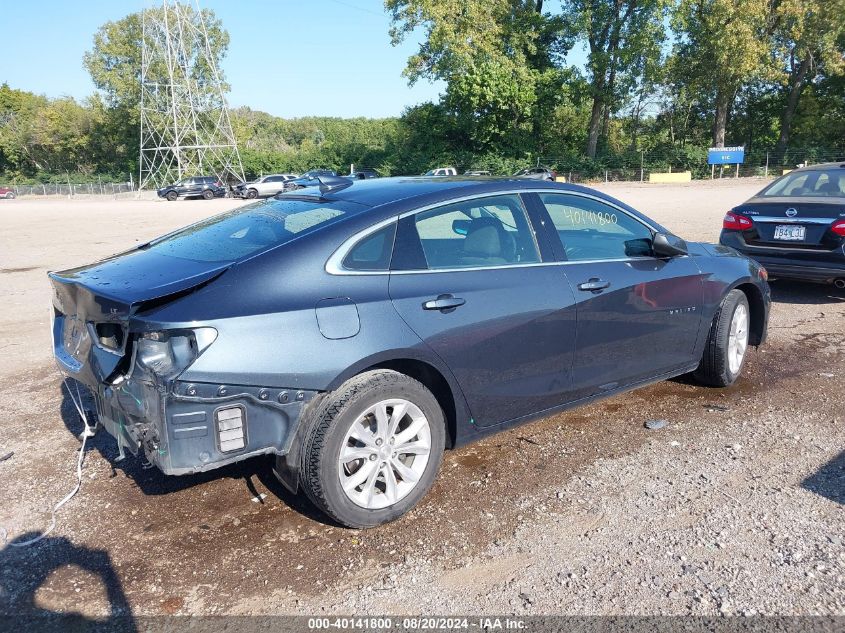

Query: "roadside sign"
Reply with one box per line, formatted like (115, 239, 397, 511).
(708, 147, 745, 165)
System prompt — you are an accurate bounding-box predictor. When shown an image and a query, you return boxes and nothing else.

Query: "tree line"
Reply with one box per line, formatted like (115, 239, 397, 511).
(0, 0, 843, 185)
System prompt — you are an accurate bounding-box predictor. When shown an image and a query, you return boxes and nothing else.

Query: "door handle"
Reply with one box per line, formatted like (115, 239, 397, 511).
(578, 278, 610, 293)
(423, 294, 466, 312)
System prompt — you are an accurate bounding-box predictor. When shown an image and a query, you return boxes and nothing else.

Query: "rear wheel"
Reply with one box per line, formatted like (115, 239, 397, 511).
(202, 189, 214, 200)
(694, 289, 750, 387)
(5, 192, 15, 199)
(300, 370, 445, 528)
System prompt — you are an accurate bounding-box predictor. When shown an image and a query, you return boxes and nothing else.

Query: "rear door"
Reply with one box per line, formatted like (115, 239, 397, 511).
(388, 193, 578, 427)
(534, 192, 704, 399)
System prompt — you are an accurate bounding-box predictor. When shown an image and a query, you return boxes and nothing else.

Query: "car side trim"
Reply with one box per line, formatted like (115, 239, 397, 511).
(325, 189, 662, 276)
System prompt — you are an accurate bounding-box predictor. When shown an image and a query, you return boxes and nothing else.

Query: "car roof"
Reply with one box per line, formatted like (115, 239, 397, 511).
(787, 162, 845, 172)
(296, 176, 650, 220)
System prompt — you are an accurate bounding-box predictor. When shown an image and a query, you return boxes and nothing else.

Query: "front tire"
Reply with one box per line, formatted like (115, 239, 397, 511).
(165, 191, 178, 201)
(5, 192, 15, 199)
(246, 188, 258, 199)
(202, 189, 214, 200)
(300, 370, 445, 528)
(694, 289, 750, 387)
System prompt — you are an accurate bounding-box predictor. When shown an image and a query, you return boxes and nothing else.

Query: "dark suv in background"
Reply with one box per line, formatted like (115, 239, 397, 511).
(157, 176, 227, 201)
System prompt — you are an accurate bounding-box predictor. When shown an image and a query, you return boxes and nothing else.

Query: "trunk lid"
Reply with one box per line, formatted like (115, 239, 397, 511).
(735, 197, 845, 249)
(50, 248, 229, 386)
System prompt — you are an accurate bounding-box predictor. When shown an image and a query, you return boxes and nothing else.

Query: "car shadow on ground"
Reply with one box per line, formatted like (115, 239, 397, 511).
(801, 450, 845, 505)
(0, 533, 136, 632)
(58, 380, 338, 527)
(769, 279, 845, 305)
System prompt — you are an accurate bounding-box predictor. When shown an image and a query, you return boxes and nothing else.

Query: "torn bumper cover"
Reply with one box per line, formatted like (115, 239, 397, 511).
(50, 282, 313, 475)
(92, 376, 315, 475)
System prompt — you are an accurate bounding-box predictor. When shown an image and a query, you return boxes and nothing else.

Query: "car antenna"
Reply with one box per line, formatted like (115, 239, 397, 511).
(317, 175, 353, 194)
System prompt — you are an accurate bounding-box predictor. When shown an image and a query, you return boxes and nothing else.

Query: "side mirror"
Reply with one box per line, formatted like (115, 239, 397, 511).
(652, 232, 688, 257)
(452, 219, 471, 236)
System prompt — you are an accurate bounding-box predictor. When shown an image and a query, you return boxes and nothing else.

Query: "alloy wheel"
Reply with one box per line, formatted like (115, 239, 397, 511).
(727, 303, 749, 374)
(337, 399, 432, 510)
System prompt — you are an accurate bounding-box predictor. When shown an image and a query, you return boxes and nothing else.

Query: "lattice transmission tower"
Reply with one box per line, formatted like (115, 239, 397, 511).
(138, 0, 244, 190)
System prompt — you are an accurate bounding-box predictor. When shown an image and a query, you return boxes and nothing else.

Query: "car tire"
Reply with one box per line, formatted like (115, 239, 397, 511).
(202, 189, 214, 200)
(5, 192, 15, 199)
(693, 289, 750, 387)
(165, 191, 178, 201)
(246, 188, 258, 199)
(299, 369, 445, 528)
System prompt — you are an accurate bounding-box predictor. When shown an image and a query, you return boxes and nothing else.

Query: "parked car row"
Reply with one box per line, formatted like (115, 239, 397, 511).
(154, 165, 567, 202)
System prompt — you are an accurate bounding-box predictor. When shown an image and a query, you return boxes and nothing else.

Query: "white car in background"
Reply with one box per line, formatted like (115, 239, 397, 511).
(423, 167, 457, 176)
(234, 174, 298, 198)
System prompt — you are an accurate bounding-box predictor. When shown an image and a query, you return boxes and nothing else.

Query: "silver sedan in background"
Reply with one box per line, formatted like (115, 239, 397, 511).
(234, 174, 298, 198)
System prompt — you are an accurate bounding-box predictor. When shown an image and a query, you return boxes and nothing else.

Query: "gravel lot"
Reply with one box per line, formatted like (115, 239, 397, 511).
(0, 180, 842, 619)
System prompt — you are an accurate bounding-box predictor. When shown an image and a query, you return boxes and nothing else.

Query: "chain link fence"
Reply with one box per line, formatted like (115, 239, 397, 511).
(2, 182, 136, 197)
(540, 147, 845, 183)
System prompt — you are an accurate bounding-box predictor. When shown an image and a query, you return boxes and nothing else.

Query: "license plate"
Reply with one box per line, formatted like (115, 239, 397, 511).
(773, 225, 806, 241)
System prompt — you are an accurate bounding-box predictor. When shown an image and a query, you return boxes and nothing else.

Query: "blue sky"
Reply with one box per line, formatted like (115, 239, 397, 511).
(0, 0, 446, 118)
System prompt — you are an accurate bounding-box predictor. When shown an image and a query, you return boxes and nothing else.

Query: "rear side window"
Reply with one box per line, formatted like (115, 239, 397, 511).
(396, 194, 540, 270)
(342, 222, 397, 271)
(146, 198, 364, 263)
(540, 193, 654, 261)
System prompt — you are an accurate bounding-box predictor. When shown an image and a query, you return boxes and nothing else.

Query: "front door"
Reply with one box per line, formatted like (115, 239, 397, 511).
(388, 193, 578, 427)
(535, 192, 704, 399)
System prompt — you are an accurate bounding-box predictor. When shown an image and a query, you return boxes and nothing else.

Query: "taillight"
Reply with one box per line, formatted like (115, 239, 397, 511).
(723, 212, 753, 230)
(831, 220, 845, 236)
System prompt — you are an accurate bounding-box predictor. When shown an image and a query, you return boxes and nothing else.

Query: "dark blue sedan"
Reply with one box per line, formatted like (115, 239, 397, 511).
(50, 177, 770, 527)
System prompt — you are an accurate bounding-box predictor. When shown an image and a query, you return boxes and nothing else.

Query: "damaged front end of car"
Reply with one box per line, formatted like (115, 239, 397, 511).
(49, 266, 315, 476)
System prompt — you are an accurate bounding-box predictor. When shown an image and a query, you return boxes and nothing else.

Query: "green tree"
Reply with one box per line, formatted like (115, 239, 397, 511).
(386, 0, 570, 154)
(771, 0, 845, 154)
(671, 0, 772, 148)
(564, 0, 670, 158)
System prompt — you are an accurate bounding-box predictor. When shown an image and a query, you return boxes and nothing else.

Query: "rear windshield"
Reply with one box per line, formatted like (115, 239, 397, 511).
(145, 198, 364, 263)
(762, 168, 845, 197)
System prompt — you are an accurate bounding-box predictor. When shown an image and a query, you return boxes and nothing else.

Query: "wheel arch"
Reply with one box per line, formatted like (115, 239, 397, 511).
(730, 281, 766, 346)
(327, 350, 467, 450)
(274, 350, 467, 495)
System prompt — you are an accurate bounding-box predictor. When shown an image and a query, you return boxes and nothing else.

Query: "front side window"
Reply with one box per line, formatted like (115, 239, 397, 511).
(540, 193, 654, 261)
(401, 194, 540, 270)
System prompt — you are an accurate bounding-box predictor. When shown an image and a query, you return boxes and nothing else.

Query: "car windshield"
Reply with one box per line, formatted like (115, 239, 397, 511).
(761, 168, 845, 197)
(144, 198, 364, 263)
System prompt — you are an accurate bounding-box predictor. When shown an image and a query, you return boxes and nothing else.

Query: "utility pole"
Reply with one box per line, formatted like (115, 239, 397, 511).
(138, 0, 244, 191)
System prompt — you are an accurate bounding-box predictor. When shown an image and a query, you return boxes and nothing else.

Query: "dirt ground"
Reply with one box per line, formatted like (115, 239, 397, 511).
(0, 180, 842, 619)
